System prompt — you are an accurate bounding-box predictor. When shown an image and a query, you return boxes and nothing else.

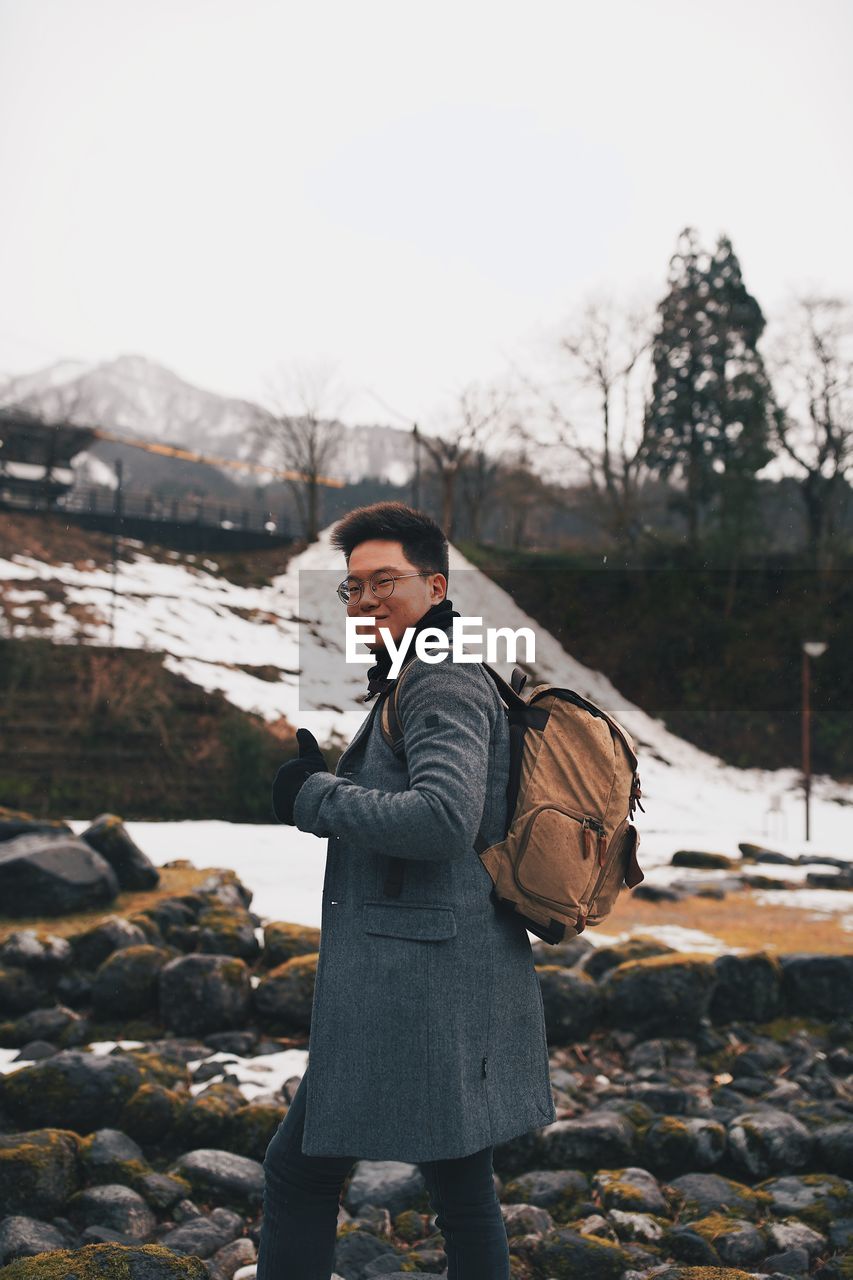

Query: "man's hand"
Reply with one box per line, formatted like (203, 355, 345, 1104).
(271, 728, 331, 825)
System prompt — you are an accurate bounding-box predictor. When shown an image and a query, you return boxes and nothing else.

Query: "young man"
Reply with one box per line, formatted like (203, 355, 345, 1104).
(259, 501, 554, 1280)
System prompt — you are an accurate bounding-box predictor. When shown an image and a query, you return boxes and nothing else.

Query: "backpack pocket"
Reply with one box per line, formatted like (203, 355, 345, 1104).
(585, 821, 642, 925)
(513, 803, 605, 911)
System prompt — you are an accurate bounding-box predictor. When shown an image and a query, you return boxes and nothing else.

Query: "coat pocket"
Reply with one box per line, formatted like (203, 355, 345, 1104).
(363, 900, 457, 941)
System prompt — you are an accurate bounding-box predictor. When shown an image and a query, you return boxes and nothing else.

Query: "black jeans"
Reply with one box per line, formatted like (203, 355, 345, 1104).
(256, 1069, 510, 1279)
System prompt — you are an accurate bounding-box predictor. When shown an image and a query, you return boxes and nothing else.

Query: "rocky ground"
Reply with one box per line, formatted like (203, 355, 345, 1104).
(0, 808, 851, 1279)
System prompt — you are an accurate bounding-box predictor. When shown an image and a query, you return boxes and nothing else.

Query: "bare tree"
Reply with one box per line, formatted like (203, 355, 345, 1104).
(252, 361, 347, 543)
(417, 380, 514, 538)
(516, 296, 655, 550)
(766, 294, 853, 568)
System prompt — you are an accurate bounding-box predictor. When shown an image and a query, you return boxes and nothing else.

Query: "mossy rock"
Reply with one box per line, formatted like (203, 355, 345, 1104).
(228, 1101, 286, 1161)
(601, 953, 718, 1035)
(0, 1050, 144, 1133)
(120, 1083, 187, 1147)
(653, 1270, 760, 1280)
(0, 964, 47, 1015)
(196, 908, 259, 961)
(533, 1227, 629, 1279)
(0, 1243, 207, 1279)
(583, 937, 676, 982)
(671, 851, 736, 870)
(253, 953, 318, 1030)
(123, 1048, 188, 1090)
(755, 1172, 853, 1232)
(178, 1083, 244, 1149)
(92, 946, 172, 1018)
(0, 1127, 82, 1216)
(158, 954, 251, 1035)
(258, 921, 322, 970)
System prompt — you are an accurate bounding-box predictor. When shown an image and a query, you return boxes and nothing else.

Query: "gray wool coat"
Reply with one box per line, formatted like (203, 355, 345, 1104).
(292, 647, 557, 1163)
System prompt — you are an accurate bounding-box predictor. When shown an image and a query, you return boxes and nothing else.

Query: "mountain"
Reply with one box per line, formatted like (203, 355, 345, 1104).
(0, 354, 416, 488)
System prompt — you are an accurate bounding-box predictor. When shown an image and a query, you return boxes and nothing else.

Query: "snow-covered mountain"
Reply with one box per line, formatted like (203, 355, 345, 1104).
(0, 354, 416, 487)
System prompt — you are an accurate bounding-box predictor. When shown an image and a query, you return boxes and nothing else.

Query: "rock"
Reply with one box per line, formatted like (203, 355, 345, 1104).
(667, 1172, 773, 1221)
(531, 936, 594, 969)
(228, 1102, 286, 1162)
(206, 1238, 256, 1280)
(500, 1202, 555, 1235)
(814, 1122, 853, 1176)
(728, 1109, 813, 1178)
(501, 1168, 589, 1209)
(252, 955, 317, 1030)
(333, 1230, 403, 1277)
(159, 955, 251, 1035)
(121, 1083, 186, 1145)
(170, 1150, 264, 1207)
(671, 850, 736, 869)
(0, 966, 47, 1016)
(685, 1214, 768, 1266)
(764, 1246, 810, 1275)
(601, 954, 718, 1034)
(343, 1161, 428, 1218)
(136, 1172, 191, 1211)
(71, 917, 149, 971)
(67, 1185, 156, 1240)
(0, 1217, 68, 1266)
(583, 937, 677, 982)
(781, 954, 853, 1019)
(0, 1129, 82, 1216)
(79, 815, 160, 890)
(591, 1167, 669, 1214)
(537, 1112, 637, 1170)
(0, 1004, 84, 1049)
(607, 1209, 665, 1243)
(532, 1227, 630, 1279)
(739, 842, 798, 863)
(0, 806, 74, 843)
(197, 909, 260, 962)
(14, 1040, 57, 1061)
(0, 931, 72, 972)
(710, 952, 784, 1024)
(765, 1219, 827, 1259)
(755, 1174, 853, 1231)
(0, 1243, 208, 1278)
(159, 1219, 231, 1258)
(0, 1049, 144, 1133)
(92, 946, 172, 1018)
(0, 833, 119, 917)
(535, 966, 604, 1042)
(632, 883, 685, 902)
(203, 1031, 257, 1055)
(178, 1084, 244, 1149)
(79, 1129, 146, 1183)
(641, 1116, 727, 1176)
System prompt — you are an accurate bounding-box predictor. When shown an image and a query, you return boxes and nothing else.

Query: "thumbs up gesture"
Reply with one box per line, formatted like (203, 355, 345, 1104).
(272, 728, 331, 825)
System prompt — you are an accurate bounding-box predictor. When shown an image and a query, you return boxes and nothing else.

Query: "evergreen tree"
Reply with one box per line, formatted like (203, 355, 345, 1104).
(641, 227, 775, 552)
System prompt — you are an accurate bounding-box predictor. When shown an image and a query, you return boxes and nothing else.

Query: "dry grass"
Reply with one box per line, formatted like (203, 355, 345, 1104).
(0, 863, 214, 945)
(604, 885, 853, 954)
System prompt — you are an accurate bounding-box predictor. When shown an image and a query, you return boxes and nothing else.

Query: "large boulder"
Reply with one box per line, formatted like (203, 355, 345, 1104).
(79, 815, 160, 891)
(159, 955, 251, 1035)
(0, 806, 73, 844)
(709, 952, 783, 1024)
(0, 1049, 143, 1133)
(0, 833, 119, 916)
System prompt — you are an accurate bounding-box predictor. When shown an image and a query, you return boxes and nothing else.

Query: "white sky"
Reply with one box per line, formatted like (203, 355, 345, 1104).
(1, 0, 851, 426)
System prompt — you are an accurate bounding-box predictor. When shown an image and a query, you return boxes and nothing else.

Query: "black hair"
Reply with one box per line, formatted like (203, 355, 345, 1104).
(330, 501, 449, 584)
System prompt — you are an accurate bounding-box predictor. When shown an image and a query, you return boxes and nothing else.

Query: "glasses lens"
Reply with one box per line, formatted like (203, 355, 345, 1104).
(372, 575, 395, 598)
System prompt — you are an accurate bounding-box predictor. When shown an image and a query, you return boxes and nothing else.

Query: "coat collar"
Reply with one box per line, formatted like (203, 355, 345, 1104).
(362, 597, 460, 703)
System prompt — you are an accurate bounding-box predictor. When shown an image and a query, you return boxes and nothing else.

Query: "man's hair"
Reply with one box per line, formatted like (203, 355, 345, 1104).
(330, 501, 449, 585)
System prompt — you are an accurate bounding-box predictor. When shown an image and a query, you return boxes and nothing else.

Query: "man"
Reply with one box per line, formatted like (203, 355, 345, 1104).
(258, 501, 554, 1279)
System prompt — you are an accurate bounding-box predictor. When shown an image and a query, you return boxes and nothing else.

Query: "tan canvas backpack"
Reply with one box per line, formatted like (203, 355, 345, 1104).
(379, 659, 646, 944)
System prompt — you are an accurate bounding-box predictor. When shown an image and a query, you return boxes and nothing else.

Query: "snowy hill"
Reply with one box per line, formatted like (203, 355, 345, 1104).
(0, 354, 416, 487)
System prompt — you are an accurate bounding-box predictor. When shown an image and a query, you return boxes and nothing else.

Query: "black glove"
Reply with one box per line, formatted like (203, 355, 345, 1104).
(272, 728, 331, 825)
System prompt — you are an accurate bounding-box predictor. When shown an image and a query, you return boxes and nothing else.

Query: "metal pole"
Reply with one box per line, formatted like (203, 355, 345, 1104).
(802, 648, 811, 843)
(110, 459, 123, 646)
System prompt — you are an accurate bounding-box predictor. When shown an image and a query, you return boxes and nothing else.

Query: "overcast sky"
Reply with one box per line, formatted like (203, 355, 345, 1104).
(1, 0, 851, 429)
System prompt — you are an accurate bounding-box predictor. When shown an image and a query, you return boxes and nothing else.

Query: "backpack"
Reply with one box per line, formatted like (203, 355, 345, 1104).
(378, 659, 646, 944)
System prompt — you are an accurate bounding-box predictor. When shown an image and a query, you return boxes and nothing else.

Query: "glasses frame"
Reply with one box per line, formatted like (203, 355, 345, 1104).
(337, 570, 432, 605)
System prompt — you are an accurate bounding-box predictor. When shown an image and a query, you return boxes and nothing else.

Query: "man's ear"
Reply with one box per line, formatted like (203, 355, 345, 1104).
(431, 572, 447, 601)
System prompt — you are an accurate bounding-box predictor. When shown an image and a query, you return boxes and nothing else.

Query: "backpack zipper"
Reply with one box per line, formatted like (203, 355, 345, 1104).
(513, 803, 606, 909)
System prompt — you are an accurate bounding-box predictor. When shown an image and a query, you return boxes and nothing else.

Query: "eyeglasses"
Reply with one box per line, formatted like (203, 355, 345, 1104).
(336, 570, 431, 605)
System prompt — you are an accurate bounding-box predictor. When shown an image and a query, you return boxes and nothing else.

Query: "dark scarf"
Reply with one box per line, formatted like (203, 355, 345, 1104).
(363, 597, 461, 702)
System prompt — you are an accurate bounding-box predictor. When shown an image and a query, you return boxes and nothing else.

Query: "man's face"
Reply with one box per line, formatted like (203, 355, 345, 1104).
(345, 538, 446, 652)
